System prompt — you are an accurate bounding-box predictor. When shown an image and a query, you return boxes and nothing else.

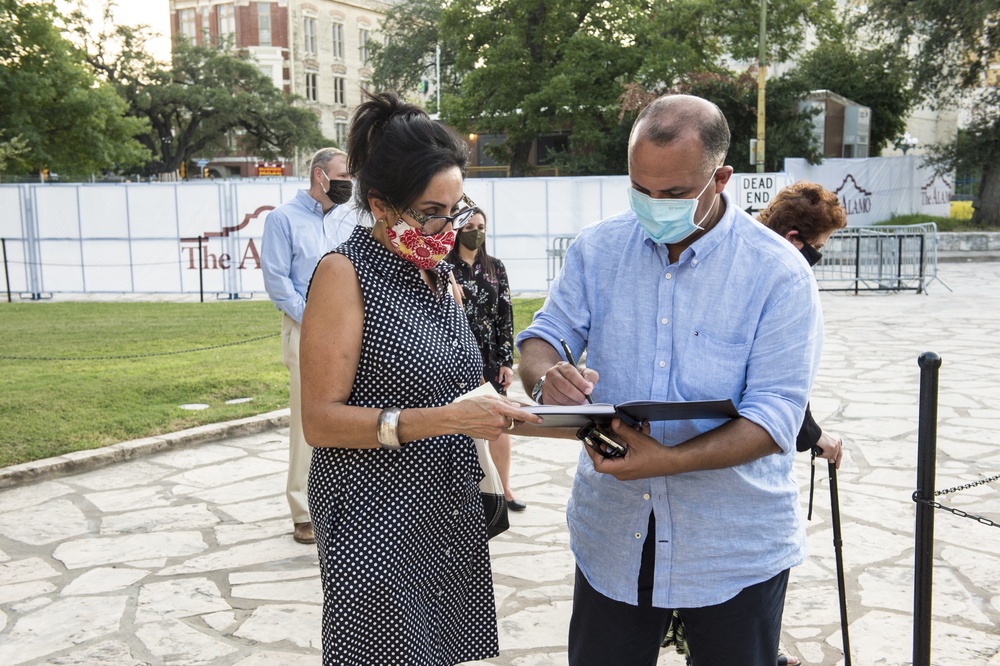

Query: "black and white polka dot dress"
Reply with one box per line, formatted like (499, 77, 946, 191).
(307, 226, 498, 665)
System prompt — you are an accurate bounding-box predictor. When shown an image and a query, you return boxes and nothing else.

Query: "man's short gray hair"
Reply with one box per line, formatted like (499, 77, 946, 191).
(630, 95, 731, 171)
(309, 147, 347, 174)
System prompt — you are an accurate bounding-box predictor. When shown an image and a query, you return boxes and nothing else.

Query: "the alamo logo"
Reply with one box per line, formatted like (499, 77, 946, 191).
(834, 174, 872, 215)
(921, 174, 952, 206)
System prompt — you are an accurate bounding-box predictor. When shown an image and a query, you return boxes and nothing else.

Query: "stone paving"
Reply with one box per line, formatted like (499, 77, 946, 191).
(1, 262, 1000, 665)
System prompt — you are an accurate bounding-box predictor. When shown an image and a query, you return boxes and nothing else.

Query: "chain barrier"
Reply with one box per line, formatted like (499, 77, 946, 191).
(933, 472, 1000, 495)
(0, 333, 279, 361)
(911, 472, 1000, 529)
(6, 258, 184, 268)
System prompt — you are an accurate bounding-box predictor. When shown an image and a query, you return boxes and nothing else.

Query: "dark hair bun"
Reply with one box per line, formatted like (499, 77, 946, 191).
(346, 90, 469, 220)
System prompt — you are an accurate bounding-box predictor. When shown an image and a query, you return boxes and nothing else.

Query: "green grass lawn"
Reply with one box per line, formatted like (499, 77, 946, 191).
(0, 298, 547, 468)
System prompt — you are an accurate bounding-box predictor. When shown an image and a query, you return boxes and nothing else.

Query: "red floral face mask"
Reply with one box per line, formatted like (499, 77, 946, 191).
(384, 215, 456, 270)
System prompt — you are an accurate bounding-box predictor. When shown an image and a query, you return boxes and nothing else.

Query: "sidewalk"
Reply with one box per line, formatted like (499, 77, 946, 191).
(1, 263, 999, 665)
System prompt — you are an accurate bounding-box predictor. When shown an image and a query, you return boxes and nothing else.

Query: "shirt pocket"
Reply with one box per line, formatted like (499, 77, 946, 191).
(677, 327, 752, 400)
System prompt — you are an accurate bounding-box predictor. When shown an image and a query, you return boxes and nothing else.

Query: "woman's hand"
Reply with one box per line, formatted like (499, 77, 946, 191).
(814, 431, 844, 469)
(449, 395, 542, 441)
(498, 366, 514, 390)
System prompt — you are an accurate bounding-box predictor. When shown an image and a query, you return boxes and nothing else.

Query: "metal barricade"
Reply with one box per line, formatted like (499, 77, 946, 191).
(547, 235, 576, 287)
(814, 223, 942, 294)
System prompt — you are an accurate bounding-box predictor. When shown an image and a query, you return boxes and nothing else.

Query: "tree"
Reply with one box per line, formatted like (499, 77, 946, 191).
(861, 0, 1000, 226)
(368, 0, 451, 102)
(431, 0, 836, 176)
(671, 69, 821, 173)
(0, 0, 149, 177)
(785, 39, 913, 156)
(73, 5, 329, 176)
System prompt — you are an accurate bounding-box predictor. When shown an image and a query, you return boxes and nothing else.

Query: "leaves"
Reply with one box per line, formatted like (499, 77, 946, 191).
(0, 0, 150, 175)
(72, 5, 330, 175)
(783, 40, 914, 155)
(860, 0, 1000, 224)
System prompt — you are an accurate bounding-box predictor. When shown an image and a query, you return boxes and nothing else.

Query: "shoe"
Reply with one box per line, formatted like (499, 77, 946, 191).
(777, 655, 801, 666)
(507, 499, 527, 512)
(293, 522, 315, 544)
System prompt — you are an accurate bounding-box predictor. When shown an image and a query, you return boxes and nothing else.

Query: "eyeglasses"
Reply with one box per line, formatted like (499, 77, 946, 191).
(402, 194, 479, 236)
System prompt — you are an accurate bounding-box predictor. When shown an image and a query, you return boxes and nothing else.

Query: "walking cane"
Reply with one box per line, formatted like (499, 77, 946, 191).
(827, 458, 852, 666)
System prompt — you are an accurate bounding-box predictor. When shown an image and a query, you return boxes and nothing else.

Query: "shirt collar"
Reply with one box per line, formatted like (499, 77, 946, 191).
(295, 189, 331, 218)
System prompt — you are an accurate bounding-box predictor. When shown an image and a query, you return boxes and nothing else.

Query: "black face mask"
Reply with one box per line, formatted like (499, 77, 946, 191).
(324, 178, 353, 205)
(800, 243, 822, 267)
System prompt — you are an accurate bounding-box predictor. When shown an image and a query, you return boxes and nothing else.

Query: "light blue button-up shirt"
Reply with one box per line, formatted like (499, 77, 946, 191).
(261, 189, 361, 323)
(516, 192, 823, 609)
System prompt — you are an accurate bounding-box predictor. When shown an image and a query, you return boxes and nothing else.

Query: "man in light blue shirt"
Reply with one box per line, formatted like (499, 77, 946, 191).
(261, 148, 359, 545)
(517, 95, 823, 665)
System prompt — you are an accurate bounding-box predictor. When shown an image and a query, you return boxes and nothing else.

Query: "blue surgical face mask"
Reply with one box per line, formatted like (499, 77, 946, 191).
(628, 169, 719, 244)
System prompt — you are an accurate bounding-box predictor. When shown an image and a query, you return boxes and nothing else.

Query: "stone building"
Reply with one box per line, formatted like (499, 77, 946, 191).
(168, 0, 392, 177)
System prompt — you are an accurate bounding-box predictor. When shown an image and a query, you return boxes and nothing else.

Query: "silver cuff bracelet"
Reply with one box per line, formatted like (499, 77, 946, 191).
(376, 407, 402, 450)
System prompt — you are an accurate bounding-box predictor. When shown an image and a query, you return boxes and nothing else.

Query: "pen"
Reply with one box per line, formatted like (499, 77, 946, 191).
(559, 338, 594, 404)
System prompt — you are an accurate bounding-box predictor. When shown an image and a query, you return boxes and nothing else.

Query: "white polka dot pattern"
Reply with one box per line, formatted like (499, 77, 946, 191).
(307, 227, 498, 665)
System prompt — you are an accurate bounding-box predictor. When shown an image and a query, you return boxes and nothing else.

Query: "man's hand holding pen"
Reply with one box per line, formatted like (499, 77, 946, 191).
(536, 339, 600, 406)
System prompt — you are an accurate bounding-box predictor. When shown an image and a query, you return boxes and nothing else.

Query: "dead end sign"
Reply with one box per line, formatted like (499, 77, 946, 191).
(738, 173, 788, 212)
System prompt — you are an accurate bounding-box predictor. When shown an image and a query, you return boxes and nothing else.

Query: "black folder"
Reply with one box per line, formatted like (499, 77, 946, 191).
(522, 399, 738, 428)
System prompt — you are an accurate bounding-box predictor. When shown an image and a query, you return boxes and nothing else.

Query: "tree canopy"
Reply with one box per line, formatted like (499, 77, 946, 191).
(862, 0, 1000, 225)
(372, 0, 840, 176)
(0, 0, 149, 177)
(74, 5, 329, 176)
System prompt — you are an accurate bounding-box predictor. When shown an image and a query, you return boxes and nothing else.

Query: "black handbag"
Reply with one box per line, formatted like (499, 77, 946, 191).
(476, 438, 509, 539)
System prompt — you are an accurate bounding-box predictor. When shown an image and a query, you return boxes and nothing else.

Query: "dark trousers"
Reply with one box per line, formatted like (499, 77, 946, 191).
(567, 514, 789, 666)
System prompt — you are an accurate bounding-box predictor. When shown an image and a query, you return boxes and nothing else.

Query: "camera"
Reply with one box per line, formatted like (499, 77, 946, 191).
(576, 421, 627, 458)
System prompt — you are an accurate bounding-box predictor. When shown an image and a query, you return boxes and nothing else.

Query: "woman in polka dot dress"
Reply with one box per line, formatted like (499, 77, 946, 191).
(299, 91, 545, 665)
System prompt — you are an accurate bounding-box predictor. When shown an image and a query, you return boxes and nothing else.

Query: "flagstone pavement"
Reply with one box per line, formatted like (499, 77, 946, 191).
(1, 263, 1000, 665)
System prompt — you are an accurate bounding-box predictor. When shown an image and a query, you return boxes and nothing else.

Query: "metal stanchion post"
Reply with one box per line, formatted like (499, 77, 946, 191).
(913, 351, 941, 666)
(2, 238, 11, 303)
(197, 236, 205, 304)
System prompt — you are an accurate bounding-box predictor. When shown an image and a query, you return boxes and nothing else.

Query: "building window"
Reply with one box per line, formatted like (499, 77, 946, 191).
(305, 73, 318, 102)
(332, 22, 344, 59)
(335, 122, 348, 148)
(360, 77, 371, 93)
(258, 3, 271, 46)
(332, 76, 345, 105)
(217, 4, 235, 44)
(536, 132, 570, 166)
(179, 9, 196, 41)
(200, 6, 211, 44)
(304, 17, 317, 55)
(358, 28, 370, 63)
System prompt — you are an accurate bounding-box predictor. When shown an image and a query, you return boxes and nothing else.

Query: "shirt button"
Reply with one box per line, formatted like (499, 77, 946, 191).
(643, 493, 651, 500)
(660, 317, 668, 325)
(659, 360, 666, 368)
(452, 509, 460, 517)
(444, 548, 451, 557)
(692, 258, 699, 266)
(635, 532, 642, 539)
(665, 272, 673, 280)
(458, 382, 467, 389)
(452, 339, 459, 347)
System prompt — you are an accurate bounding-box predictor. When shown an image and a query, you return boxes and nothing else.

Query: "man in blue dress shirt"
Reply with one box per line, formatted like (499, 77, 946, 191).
(517, 95, 823, 665)
(261, 148, 359, 545)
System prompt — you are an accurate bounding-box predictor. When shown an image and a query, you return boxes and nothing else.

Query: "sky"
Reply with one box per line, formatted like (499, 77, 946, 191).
(60, 0, 172, 62)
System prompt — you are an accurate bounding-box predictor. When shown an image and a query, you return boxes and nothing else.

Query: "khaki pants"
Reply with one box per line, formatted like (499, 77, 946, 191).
(281, 314, 311, 524)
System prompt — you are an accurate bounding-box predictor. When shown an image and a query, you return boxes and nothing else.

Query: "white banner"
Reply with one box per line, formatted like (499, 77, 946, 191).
(783, 156, 952, 226)
(0, 161, 952, 296)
